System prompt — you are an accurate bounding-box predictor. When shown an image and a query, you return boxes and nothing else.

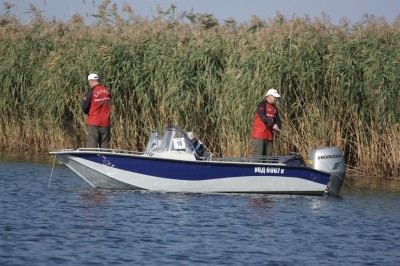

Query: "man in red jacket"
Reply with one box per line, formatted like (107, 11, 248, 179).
(251, 88, 281, 157)
(81, 73, 111, 148)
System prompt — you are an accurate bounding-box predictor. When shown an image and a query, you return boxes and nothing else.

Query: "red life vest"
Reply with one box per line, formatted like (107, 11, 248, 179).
(251, 101, 278, 141)
(87, 85, 111, 126)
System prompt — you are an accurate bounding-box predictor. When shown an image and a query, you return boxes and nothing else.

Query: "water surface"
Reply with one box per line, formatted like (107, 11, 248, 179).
(1, 153, 399, 265)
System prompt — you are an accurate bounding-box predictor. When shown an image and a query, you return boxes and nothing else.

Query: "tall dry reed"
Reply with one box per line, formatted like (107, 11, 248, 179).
(0, 2, 399, 177)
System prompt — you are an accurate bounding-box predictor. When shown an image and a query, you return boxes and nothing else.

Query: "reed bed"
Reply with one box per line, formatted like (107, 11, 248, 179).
(0, 3, 399, 177)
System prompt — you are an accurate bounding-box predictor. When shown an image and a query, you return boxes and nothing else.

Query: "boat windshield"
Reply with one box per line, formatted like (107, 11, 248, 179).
(144, 127, 193, 154)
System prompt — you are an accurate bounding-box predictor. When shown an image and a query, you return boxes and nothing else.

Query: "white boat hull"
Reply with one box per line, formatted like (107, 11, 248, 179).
(53, 152, 331, 196)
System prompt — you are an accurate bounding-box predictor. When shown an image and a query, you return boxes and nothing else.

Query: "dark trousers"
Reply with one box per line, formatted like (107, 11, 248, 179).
(252, 138, 273, 157)
(86, 125, 111, 148)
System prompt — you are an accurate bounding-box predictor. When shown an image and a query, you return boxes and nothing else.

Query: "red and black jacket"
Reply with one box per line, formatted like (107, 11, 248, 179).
(251, 100, 281, 141)
(81, 84, 111, 126)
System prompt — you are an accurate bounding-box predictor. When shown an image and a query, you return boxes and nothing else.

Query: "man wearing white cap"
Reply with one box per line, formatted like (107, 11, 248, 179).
(187, 131, 204, 157)
(251, 88, 281, 157)
(81, 73, 111, 148)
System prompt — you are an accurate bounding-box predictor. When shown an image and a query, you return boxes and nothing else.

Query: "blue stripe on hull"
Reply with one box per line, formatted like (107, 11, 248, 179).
(73, 153, 330, 185)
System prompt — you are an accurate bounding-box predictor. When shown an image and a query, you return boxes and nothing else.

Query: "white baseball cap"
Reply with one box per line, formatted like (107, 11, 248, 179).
(187, 132, 195, 140)
(266, 88, 281, 98)
(87, 73, 99, 81)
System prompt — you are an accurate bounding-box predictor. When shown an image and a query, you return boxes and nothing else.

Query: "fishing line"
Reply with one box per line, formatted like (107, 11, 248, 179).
(130, 109, 154, 135)
(274, 130, 301, 156)
(48, 154, 56, 188)
(277, 130, 356, 191)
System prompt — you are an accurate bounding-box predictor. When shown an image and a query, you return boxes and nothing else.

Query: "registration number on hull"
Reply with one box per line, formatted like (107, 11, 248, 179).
(254, 167, 284, 174)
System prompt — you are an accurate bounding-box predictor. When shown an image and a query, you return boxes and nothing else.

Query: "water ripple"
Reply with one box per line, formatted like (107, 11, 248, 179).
(1, 160, 400, 265)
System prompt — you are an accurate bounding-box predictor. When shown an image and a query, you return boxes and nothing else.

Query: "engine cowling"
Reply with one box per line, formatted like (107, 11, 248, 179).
(308, 147, 346, 196)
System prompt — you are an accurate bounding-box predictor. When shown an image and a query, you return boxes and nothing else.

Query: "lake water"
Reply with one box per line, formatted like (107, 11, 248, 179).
(1, 153, 400, 266)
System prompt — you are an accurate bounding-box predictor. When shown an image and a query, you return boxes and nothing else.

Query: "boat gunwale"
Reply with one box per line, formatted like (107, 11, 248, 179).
(49, 148, 330, 176)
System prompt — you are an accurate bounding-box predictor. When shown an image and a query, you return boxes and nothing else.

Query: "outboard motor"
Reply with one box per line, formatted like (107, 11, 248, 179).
(308, 147, 346, 196)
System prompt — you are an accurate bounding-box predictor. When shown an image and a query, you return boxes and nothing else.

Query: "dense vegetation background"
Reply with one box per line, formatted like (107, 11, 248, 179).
(0, 3, 399, 177)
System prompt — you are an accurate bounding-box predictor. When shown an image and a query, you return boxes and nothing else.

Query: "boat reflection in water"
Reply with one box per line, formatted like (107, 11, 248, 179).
(79, 190, 108, 207)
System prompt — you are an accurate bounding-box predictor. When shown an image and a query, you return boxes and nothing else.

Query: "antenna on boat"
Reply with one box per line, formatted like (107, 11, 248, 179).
(48, 154, 57, 188)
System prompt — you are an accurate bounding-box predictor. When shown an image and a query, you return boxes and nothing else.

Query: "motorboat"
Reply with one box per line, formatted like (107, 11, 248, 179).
(49, 126, 346, 196)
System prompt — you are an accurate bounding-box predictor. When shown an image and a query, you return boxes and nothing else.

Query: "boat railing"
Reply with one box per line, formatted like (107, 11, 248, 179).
(50, 147, 304, 166)
(210, 155, 304, 165)
(73, 148, 145, 156)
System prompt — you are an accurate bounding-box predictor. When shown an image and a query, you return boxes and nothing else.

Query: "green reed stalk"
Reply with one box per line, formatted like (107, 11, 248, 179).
(0, 4, 399, 176)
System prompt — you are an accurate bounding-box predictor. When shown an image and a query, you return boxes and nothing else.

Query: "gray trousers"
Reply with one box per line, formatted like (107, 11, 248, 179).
(86, 125, 111, 148)
(252, 138, 273, 157)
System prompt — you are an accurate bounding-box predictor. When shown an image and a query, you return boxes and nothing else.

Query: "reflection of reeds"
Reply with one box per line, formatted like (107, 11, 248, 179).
(0, 3, 399, 177)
